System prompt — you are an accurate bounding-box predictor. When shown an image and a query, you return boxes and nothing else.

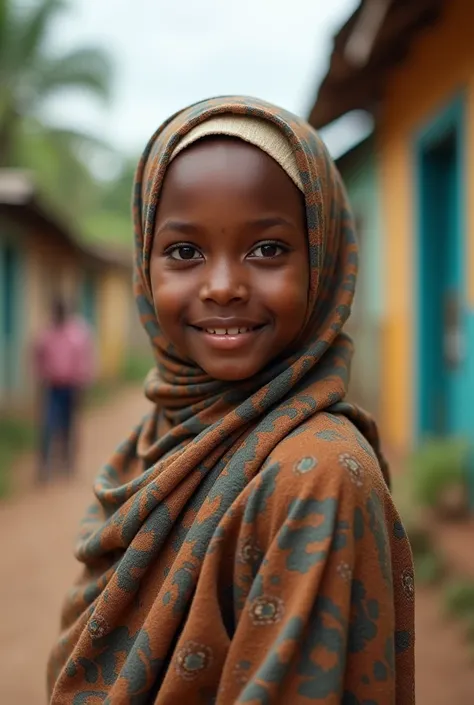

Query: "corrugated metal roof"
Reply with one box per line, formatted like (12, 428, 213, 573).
(308, 0, 445, 129)
(0, 169, 132, 270)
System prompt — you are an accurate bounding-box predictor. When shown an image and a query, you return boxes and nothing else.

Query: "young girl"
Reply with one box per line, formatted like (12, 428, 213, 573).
(48, 96, 414, 704)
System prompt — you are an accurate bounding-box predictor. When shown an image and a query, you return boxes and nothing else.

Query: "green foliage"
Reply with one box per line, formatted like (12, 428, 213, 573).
(406, 524, 445, 586)
(99, 158, 137, 215)
(17, 122, 101, 220)
(0, 0, 143, 250)
(444, 579, 474, 620)
(81, 157, 138, 245)
(409, 437, 469, 509)
(85, 355, 153, 406)
(406, 524, 432, 558)
(32, 46, 112, 104)
(85, 380, 118, 407)
(0, 416, 36, 498)
(0, 0, 112, 126)
(416, 550, 445, 586)
(82, 209, 133, 247)
(391, 472, 418, 527)
(0, 446, 14, 497)
(0, 416, 35, 449)
(0, 0, 115, 230)
(121, 354, 154, 384)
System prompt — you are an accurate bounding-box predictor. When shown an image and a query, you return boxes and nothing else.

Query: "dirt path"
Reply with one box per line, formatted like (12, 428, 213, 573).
(0, 389, 473, 704)
(415, 585, 474, 705)
(0, 386, 150, 705)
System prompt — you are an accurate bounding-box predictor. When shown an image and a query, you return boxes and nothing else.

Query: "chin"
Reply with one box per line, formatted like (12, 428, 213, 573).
(201, 362, 262, 382)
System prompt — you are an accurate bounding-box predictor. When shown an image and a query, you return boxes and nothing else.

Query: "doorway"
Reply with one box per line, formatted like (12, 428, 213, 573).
(416, 97, 468, 437)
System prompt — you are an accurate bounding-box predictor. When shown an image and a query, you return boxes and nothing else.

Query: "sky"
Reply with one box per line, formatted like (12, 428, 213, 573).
(44, 0, 371, 163)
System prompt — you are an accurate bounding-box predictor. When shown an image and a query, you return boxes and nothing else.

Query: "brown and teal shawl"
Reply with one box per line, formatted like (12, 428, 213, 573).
(48, 97, 414, 705)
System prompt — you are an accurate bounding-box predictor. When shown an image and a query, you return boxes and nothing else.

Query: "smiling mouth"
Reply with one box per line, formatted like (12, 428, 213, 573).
(189, 323, 266, 350)
(198, 325, 262, 336)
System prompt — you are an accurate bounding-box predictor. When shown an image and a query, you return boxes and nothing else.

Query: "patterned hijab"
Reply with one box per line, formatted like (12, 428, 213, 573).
(133, 96, 386, 460)
(48, 96, 388, 699)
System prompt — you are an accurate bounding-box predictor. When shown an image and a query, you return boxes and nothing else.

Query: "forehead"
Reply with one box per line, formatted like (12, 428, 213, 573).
(158, 137, 305, 213)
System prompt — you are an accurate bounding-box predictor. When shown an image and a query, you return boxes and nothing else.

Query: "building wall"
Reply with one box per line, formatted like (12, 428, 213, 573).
(0, 227, 25, 404)
(96, 269, 133, 379)
(338, 142, 384, 416)
(0, 212, 135, 411)
(377, 0, 474, 448)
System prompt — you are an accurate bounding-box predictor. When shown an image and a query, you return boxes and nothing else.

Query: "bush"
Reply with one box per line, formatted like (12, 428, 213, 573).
(0, 417, 36, 499)
(444, 579, 474, 619)
(121, 354, 153, 384)
(406, 524, 432, 558)
(85, 380, 118, 407)
(0, 417, 35, 449)
(409, 438, 470, 514)
(405, 524, 445, 586)
(0, 447, 14, 498)
(416, 550, 445, 586)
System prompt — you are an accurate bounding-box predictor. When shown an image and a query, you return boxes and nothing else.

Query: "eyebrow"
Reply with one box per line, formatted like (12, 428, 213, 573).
(247, 216, 296, 230)
(155, 220, 200, 237)
(156, 216, 296, 236)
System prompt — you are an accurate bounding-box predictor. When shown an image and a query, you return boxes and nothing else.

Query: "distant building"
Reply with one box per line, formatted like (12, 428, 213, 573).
(0, 169, 144, 411)
(334, 135, 383, 418)
(309, 0, 473, 450)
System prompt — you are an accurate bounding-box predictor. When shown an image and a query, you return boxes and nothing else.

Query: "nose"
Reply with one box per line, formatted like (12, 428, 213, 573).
(198, 257, 249, 306)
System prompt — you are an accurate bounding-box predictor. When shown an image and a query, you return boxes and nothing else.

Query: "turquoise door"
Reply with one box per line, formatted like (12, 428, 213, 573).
(81, 272, 97, 328)
(416, 97, 469, 437)
(0, 240, 21, 401)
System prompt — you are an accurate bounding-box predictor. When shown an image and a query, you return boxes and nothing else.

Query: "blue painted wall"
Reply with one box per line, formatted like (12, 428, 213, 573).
(336, 137, 384, 414)
(414, 95, 473, 439)
(0, 233, 23, 403)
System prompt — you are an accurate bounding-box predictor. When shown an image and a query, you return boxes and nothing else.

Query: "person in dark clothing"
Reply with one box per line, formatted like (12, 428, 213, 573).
(33, 297, 94, 483)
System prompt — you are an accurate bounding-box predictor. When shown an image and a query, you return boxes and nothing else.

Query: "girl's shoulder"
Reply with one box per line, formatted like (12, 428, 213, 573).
(259, 411, 387, 502)
(233, 412, 396, 554)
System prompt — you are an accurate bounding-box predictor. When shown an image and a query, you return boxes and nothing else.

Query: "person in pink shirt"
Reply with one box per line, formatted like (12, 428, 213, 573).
(33, 297, 95, 483)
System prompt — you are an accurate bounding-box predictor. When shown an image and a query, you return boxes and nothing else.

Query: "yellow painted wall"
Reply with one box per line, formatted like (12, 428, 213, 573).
(96, 270, 132, 379)
(377, 0, 474, 448)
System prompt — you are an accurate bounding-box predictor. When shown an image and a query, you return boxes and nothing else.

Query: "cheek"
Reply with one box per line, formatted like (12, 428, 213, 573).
(262, 263, 309, 324)
(150, 263, 185, 329)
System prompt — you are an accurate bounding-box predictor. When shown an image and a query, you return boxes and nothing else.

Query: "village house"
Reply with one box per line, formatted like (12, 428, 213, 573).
(333, 135, 383, 418)
(309, 0, 474, 451)
(0, 169, 142, 412)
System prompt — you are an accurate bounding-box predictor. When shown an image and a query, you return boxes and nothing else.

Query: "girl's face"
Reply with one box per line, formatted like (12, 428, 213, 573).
(150, 137, 309, 381)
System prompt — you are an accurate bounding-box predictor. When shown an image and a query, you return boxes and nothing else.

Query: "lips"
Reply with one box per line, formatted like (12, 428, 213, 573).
(190, 319, 264, 335)
(188, 319, 266, 351)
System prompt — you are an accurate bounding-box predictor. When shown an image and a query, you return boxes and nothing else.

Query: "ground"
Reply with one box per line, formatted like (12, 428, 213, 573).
(0, 386, 473, 704)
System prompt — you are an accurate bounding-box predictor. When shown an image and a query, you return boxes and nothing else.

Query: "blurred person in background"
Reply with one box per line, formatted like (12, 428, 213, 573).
(33, 296, 95, 484)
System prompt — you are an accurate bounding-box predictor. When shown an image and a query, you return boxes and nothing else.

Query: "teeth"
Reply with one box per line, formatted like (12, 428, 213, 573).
(205, 327, 250, 335)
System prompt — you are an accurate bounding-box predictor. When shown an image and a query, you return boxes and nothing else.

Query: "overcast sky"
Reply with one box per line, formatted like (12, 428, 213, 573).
(44, 0, 370, 160)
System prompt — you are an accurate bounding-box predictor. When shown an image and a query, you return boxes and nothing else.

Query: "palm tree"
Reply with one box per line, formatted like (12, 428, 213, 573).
(0, 0, 113, 166)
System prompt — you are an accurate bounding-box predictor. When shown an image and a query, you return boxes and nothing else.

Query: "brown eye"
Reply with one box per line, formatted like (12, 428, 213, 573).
(249, 242, 285, 259)
(168, 245, 202, 261)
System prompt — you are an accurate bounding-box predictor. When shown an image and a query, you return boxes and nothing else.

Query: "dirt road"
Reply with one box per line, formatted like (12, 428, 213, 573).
(0, 387, 150, 704)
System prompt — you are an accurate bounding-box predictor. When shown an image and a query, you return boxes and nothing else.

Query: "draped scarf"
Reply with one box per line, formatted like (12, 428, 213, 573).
(47, 96, 391, 703)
